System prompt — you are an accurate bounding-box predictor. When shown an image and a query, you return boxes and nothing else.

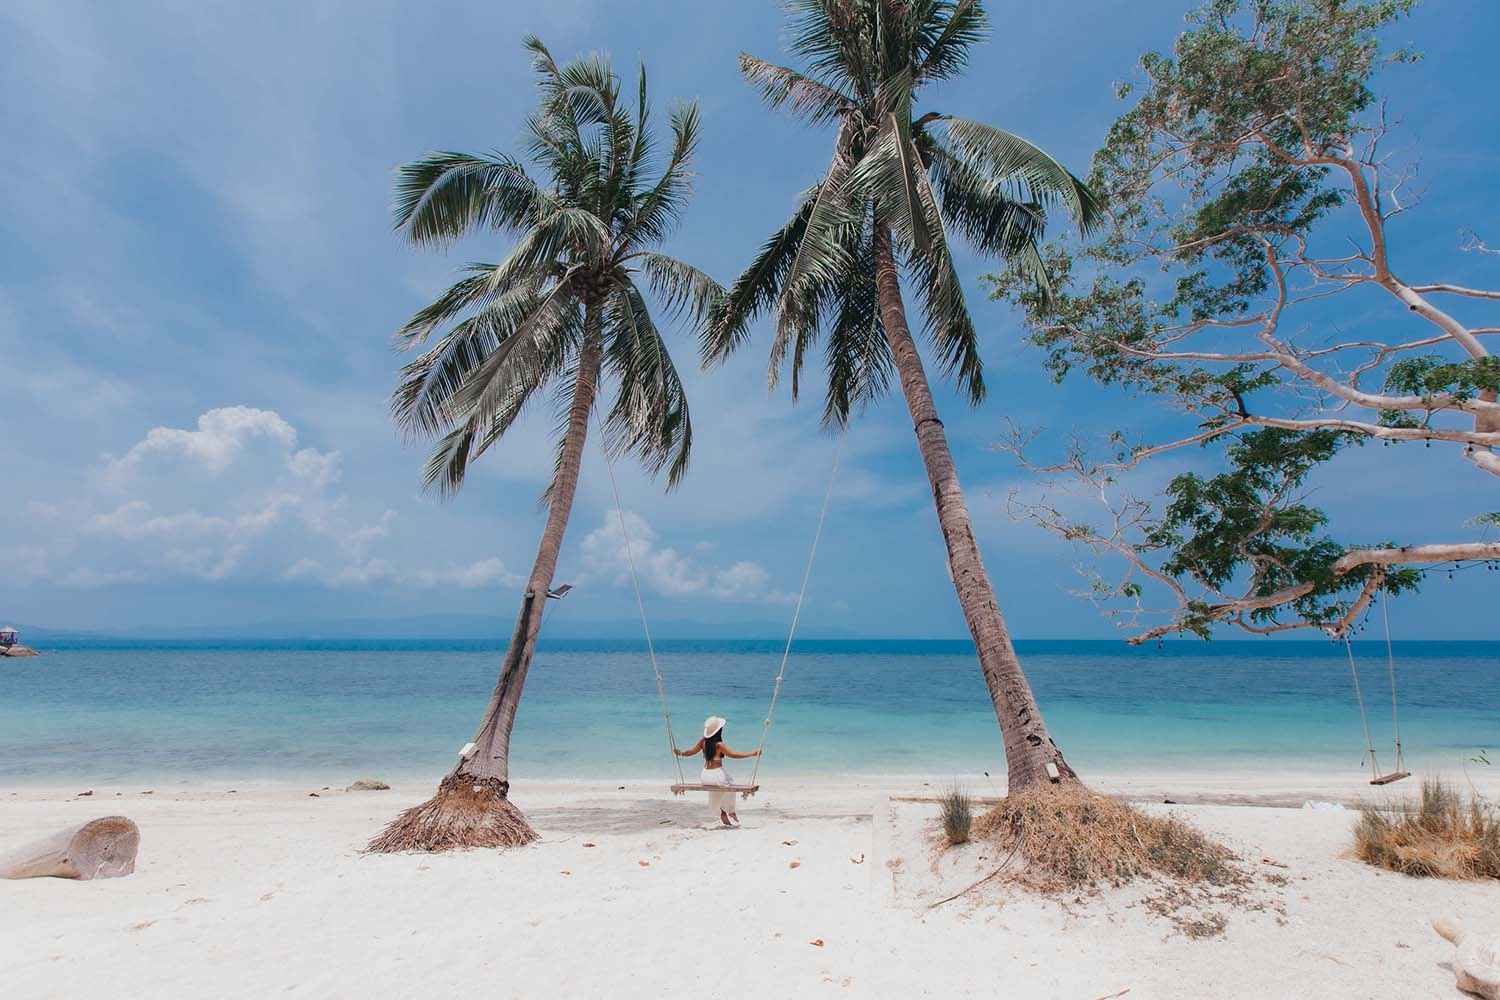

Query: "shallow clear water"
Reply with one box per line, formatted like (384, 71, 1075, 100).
(1, 639, 1495, 784)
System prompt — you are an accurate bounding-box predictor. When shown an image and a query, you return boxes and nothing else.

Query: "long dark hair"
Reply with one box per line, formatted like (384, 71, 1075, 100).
(703, 725, 724, 763)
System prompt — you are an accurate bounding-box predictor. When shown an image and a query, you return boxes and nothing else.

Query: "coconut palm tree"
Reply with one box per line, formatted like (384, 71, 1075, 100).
(704, 0, 1099, 792)
(369, 38, 721, 852)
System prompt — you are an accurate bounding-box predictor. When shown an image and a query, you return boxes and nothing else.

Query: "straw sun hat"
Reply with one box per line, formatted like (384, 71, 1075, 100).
(703, 716, 726, 739)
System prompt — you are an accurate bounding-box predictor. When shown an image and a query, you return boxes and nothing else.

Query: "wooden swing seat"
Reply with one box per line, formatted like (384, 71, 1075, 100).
(670, 783, 759, 799)
(1368, 771, 1410, 786)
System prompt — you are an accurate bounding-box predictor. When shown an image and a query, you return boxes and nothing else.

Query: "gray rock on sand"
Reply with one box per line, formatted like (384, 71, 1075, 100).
(347, 779, 391, 792)
(1434, 915, 1500, 999)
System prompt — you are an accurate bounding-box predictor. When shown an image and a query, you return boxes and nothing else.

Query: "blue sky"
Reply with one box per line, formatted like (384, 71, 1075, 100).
(1, 0, 1495, 639)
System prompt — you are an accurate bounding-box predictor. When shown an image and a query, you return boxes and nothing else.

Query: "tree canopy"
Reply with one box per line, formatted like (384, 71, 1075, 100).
(988, 0, 1500, 642)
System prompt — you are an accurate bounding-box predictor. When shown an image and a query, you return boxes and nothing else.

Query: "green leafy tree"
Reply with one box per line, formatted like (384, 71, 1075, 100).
(989, 0, 1500, 643)
(370, 38, 720, 851)
(705, 0, 1098, 792)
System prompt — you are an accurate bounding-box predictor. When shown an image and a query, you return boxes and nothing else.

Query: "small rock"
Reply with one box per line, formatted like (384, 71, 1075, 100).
(789, 861, 801, 870)
(78, 790, 93, 797)
(582, 842, 596, 848)
(809, 939, 824, 948)
(346, 779, 391, 792)
(638, 860, 650, 867)
(308, 792, 320, 798)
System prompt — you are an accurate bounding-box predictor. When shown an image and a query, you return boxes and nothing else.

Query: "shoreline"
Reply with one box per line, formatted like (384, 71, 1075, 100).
(8, 765, 1498, 807)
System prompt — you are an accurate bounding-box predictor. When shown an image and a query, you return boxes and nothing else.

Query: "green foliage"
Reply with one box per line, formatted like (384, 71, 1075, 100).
(703, 0, 1097, 426)
(1384, 356, 1500, 401)
(984, 1, 1458, 639)
(390, 39, 721, 496)
(1149, 428, 1419, 633)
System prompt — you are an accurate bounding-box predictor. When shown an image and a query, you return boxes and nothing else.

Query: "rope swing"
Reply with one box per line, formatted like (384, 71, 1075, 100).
(596, 417, 846, 799)
(1340, 586, 1410, 786)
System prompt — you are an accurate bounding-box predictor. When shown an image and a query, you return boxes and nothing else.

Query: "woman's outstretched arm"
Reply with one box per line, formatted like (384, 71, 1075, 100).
(717, 744, 761, 760)
(674, 738, 705, 757)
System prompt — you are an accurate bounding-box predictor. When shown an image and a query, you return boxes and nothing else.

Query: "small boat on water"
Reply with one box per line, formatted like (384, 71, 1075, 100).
(0, 625, 39, 657)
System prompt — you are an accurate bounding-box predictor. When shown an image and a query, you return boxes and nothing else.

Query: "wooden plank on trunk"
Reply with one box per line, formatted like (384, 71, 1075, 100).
(0, 816, 140, 880)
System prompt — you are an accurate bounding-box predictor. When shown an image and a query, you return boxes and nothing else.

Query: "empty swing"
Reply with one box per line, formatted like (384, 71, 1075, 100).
(596, 417, 845, 800)
(1340, 592, 1409, 786)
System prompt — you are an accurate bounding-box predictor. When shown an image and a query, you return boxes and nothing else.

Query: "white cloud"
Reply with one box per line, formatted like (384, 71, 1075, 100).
(579, 511, 793, 605)
(406, 558, 522, 590)
(17, 406, 526, 592)
(285, 555, 520, 590)
(101, 406, 298, 483)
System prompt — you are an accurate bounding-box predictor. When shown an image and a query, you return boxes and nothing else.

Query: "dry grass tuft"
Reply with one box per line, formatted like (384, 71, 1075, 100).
(366, 776, 539, 853)
(939, 784, 974, 845)
(1354, 778, 1500, 879)
(974, 784, 1245, 893)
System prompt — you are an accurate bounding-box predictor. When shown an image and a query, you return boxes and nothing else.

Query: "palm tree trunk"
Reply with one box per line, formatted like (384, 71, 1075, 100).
(451, 331, 602, 791)
(872, 223, 1077, 793)
(368, 311, 603, 852)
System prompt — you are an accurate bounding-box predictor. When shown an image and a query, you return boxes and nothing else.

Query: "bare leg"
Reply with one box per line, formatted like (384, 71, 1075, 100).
(719, 809, 731, 827)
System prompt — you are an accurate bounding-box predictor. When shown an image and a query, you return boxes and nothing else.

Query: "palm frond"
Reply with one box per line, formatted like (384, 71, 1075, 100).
(443, 271, 582, 437)
(635, 252, 724, 323)
(847, 109, 931, 256)
(822, 225, 891, 425)
(394, 152, 542, 246)
(418, 296, 583, 498)
(393, 273, 553, 436)
(773, 121, 865, 366)
(626, 101, 702, 247)
(909, 161, 984, 403)
(785, 0, 875, 100)
(604, 282, 692, 487)
(702, 186, 820, 366)
(934, 116, 1101, 232)
(738, 53, 853, 124)
(916, 0, 987, 82)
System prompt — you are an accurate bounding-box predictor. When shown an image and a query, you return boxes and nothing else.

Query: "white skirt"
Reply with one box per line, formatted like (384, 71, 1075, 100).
(700, 766, 737, 816)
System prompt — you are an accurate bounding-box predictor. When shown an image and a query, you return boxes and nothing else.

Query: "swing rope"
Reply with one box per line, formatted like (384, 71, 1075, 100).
(1381, 591, 1405, 774)
(748, 426, 846, 787)
(1342, 634, 1383, 779)
(594, 410, 685, 787)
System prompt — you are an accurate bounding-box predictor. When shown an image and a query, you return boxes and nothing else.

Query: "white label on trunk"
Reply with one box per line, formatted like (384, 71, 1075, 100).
(1045, 762, 1060, 781)
(459, 742, 477, 759)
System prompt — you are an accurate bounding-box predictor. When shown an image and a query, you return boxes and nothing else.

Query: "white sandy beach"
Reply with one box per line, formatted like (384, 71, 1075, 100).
(4, 771, 1499, 999)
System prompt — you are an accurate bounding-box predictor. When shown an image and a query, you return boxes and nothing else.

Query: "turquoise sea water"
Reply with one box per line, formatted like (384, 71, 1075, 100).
(0, 639, 1495, 784)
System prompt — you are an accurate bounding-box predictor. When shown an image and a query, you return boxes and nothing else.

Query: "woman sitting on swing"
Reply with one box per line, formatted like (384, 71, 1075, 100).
(674, 716, 760, 827)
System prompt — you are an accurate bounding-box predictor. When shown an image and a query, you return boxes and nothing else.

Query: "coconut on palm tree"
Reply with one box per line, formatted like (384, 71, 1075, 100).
(704, 0, 1099, 792)
(369, 38, 721, 852)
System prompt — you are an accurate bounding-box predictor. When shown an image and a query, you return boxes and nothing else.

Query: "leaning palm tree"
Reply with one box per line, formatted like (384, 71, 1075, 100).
(705, 0, 1099, 792)
(369, 38, 721, 852)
